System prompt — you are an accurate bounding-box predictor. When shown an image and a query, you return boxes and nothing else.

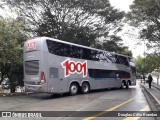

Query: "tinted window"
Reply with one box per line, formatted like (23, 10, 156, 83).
(46, 40, 129, 66)
(49, 67, 58, 78)
(25, 60, 39, 75)
(46, 40, 84, 58)
(131, 66, 136, 76)
(115, 55, 129, 66)
(88, 69, 130, 78)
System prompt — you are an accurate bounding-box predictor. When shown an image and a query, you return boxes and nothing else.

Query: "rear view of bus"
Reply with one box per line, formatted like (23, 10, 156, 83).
(23, 37, 47, 93)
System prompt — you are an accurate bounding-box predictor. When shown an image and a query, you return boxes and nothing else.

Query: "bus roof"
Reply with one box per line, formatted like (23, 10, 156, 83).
(30, 37, 132, 58)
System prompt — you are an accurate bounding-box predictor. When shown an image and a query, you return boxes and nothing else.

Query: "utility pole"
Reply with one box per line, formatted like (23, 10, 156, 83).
(143, 39, 146, 84)
(157, 57, 159, 86)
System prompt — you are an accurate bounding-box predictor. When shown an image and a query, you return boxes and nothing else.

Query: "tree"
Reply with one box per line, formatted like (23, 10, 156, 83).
(0, 18, 27, 92)
(145, 53, 160, 73)
(135, 53, 159, 75)
(102, 35, 132, 56)
(3, 0, 132, 55)
(135, 56, 144, 75)
(127, 0, 160, 54)
(94, 36, 132, 56)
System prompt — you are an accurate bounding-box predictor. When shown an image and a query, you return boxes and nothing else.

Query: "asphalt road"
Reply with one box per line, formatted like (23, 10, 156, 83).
(0, 82, 155, 120)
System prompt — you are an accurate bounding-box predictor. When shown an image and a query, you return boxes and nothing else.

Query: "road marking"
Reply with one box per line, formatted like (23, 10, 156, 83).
(83, 98, 134, 120)
(123, 105, 150, 120)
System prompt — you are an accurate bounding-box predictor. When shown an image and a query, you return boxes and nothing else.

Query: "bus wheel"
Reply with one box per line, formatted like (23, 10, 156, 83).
(126, 82, 129, 89)
(69, 83, 78, 96)
(81, 82, 90, 94)
(121, 81, 125, 89)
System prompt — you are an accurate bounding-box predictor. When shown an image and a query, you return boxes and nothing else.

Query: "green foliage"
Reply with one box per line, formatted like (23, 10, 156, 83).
(127, 0, 160, 50)
(0, 18, 26, 92)
(135, 56, 144, 75)
(135, 54, 159, 74)
(0, 1, 133, 93)
(127, 0, 160, 72)
(4, 0, 131, 56)
(94, 37, 132, 56)
(102, 40, 132, 56)
(145, 53, 160, 73)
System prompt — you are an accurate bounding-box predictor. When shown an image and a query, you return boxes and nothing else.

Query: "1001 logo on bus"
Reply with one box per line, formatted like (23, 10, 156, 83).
(26, 41, 36, 50)
(61, 58, 87, 77)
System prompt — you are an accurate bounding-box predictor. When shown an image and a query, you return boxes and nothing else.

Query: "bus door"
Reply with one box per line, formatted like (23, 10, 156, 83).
(58, 67, 68, 93)
(48, 67, 68, 93)
(48, 66, 60, 93)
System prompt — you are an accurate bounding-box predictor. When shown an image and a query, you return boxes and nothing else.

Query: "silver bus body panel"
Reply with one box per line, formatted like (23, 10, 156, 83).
(24, 37, 136, 94)
(24, 38, 48, 93)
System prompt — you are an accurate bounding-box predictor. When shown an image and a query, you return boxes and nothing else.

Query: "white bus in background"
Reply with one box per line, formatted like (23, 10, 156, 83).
(23, 37, 136, 95)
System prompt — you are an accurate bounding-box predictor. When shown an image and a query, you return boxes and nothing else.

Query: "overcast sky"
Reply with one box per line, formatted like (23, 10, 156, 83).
(110, 0, 134, 12)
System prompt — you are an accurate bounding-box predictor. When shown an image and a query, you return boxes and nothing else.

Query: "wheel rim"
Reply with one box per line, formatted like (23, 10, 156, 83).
(121, 82, 124, 88)
(83, 84, 88, 92)
(71, 85, 77, 94)
(127, 82, 129, 88)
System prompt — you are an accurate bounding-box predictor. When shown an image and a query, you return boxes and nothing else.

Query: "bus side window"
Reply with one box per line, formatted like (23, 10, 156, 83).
(49, 67, 59, 78)
(83, 48, 91, 60)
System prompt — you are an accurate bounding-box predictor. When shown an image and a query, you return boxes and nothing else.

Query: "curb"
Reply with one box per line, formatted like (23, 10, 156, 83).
(141, 83, 160, 106)
(0, 92, 33, 97)
(152, 83, 160, 91)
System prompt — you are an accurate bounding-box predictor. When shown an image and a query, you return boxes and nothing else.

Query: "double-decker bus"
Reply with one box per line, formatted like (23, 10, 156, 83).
(23, 37, 136, 95)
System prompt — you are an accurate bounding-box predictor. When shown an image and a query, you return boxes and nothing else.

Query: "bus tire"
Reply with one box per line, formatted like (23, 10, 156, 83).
(81, 82, 90, 94)
(120, 81, 125, 89)
(69, 83, 78, 96)
(126, 81, 129, 89)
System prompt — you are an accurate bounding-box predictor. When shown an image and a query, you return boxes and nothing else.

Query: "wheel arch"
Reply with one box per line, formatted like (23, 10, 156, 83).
(127, 80, 131, 86)
(81, 80, 90, 94)
(80, 80, 90, 87)
(121, 80, 127, 86)
(69, 80, 81, 90)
